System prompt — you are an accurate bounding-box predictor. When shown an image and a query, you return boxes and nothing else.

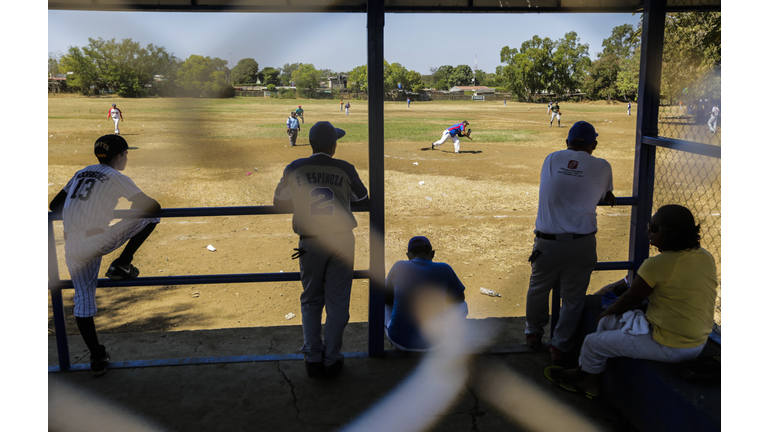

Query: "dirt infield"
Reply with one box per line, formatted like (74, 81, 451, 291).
(49, 95, 713, 336)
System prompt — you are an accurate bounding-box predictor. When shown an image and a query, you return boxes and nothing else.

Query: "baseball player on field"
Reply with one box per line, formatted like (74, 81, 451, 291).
(108, 103, 123, 135)
(431, 121, 472, 153)
(550, 102, 562, 127)
(287, 111, 301, 147)
(296, 105, 305, 124)
(273, 121, 369, 378)
(49, 134, 161, 376)
(708, 104, 720, 133)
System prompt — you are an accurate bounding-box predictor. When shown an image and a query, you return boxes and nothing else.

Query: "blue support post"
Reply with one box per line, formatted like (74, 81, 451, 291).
(48, 217, 70, 370)
(629, 0, 667, 273)
(366, 0, 386, 357)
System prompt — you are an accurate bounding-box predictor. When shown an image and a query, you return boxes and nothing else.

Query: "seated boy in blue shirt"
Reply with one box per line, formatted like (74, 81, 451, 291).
(384, 236, 468, 351)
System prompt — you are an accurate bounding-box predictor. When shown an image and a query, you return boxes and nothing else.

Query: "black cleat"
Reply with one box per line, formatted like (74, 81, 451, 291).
(106, 262, 140, 280)
(91, 345, 111, 376)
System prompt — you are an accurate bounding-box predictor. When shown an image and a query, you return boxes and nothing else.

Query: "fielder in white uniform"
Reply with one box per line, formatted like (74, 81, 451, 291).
(49, 134, 161, 376)
(708, 104, 719, 133)
(108, 103, 123, 135)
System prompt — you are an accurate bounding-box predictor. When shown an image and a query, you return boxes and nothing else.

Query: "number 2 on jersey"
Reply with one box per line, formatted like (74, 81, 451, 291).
(310, 187, 334, 216)
(69, 178, 96, 201)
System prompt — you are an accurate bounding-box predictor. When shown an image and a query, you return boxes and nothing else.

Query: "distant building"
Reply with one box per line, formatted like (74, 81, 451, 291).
(328, 75, 348, 90)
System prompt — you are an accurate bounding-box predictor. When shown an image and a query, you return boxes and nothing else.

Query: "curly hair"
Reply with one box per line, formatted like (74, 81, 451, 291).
(655, 204, 701, 251)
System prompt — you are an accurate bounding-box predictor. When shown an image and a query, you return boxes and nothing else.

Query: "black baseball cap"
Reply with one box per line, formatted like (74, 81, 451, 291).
(309, 121, 345, 149)
(94, 134, 129, 161)
(408, 236, 432, 252)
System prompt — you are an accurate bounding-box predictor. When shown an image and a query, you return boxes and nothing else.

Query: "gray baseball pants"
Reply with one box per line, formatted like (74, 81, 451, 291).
(525, 234, 597, 353)
(579, 314, 705, 374)
(288, 129, 298, 146)
(298, 231, 355, 366)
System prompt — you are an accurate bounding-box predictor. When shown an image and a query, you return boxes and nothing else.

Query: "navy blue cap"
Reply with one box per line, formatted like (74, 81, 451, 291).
(408, 236, 432, 251)
(309, 121, 345, 148)
(567, 121, 598, 143)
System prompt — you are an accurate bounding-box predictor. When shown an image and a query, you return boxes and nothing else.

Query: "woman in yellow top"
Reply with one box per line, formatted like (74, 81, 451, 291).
(547, 204, 717, 398)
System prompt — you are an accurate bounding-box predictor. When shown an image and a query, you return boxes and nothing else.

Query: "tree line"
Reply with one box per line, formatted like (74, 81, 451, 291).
(49, 12, 719, 103)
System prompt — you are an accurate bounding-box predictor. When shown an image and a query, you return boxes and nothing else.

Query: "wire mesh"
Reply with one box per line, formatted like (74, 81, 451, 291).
(657, 9, 721, 146)
(652, 148, 721, 325)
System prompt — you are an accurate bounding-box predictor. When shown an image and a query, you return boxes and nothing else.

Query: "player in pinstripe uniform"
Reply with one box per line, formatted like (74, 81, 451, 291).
(49, 134, 161, 376)
(273, 121, 369, 378)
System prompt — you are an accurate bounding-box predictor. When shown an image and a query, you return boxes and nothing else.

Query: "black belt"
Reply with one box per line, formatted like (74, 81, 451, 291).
(535, 231, 596, 240)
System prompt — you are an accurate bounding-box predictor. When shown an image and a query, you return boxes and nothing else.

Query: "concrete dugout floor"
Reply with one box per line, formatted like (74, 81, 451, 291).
(48, 318, 637, 432)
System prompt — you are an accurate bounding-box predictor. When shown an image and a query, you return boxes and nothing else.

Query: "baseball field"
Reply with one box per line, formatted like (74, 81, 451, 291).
(47, 95, 718, 336)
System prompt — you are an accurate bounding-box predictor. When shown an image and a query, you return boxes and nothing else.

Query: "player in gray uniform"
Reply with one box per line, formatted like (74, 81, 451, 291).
(273, 121, 369, 378)
(49, 134, 161, 376)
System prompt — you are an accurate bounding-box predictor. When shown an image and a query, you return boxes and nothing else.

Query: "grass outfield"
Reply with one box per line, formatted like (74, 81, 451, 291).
(47, 95, 720, 332)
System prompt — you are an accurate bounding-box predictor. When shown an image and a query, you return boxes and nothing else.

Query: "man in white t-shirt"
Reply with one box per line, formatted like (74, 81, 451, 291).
(708, 104, 719, 133)
(524, 121, 616, 366)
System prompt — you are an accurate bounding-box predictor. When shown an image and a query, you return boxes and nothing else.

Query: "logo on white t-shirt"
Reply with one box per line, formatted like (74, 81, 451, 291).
(567, 160, 579, 169)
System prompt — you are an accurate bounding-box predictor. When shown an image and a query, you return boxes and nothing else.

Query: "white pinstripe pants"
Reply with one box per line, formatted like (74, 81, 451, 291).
(65, 217, 160, 317)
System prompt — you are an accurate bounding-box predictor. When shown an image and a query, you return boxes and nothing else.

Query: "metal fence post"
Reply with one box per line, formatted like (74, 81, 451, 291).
(629, 0, 667, 273)
(48, 216, 70, 370)
(366, 0, 386, 357)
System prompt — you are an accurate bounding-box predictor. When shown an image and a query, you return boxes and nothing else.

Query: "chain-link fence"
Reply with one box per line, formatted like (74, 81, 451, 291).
(652, 8, 721, 325)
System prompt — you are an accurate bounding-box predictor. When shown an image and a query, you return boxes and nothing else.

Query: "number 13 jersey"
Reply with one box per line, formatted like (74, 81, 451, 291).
(62, 164, 143, 233)
(274, 153, 369, 236)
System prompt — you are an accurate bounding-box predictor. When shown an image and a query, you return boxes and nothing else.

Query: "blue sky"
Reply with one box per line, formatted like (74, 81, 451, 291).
(48, 10, 640, 75)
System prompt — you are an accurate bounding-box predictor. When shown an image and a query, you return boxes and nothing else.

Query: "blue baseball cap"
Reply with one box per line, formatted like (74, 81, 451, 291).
(567, 121, 598, 143)
(309, 121, 345, 148)
(408, 236, 432, 251)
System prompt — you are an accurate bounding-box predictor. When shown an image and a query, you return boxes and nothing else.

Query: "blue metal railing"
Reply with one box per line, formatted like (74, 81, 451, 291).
(49, 198, 639, 371)
(48, 203, 371, 371)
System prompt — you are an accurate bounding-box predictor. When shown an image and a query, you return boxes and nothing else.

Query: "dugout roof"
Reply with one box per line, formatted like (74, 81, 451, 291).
(49, 0, 720, 13)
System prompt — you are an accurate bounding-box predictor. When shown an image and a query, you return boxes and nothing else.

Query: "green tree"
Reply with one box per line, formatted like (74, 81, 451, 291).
(348, 64, 368, 92)
(177, 54, 233, 97)
(499, 36, 554, 102)
(583, 24, 639, 101)
(260, 67, 281, 86)
(291, 63, 323, 97)
(550, 31, 591, 96)
(231, 58, 260, 85)
(49, 51, 63, 77)
(449, 65, 474, 87)
(661, 12, 721, 101)
(473, 69, 488, 86)
(433, 65, 454, 84)
(58, 37, 177, 97)
(385, 62, 421, 92)
(280, 63, 302, 85)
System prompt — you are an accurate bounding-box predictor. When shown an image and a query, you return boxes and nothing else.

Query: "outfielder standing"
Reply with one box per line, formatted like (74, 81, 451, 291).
(287, 111, 301, 147)
(627, 102, 632, 116)
(296, 105, 305, 124)
(108, 103, 123, 135)
(273, 121, 369, 378)
(431, 121, 472, 153)
(49, 134, 161, 376)
(345, 102, 350, 116)
(708, 104, 720, 133)
(550, 102, 562, 127)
